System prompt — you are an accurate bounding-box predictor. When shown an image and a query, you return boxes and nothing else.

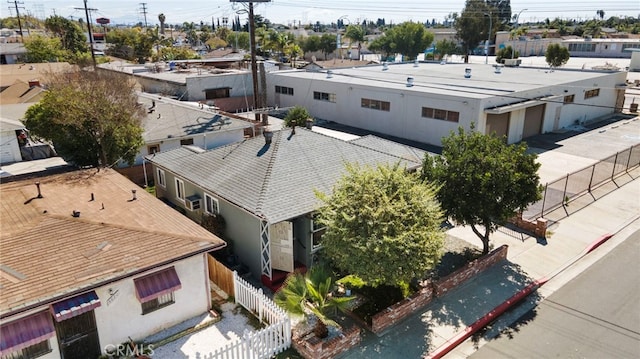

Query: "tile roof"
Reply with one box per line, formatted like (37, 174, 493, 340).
(0, 169, 225, 316)
(137, 93, 251, 142)
(148, 128, 422, 224)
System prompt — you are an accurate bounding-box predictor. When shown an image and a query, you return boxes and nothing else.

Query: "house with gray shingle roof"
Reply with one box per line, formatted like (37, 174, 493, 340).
(147, 128, 422, 290)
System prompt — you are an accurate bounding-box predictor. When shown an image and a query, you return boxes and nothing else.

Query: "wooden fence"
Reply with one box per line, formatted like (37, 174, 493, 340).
(207, 254, 234, 297)
(209, 272, 291, 359)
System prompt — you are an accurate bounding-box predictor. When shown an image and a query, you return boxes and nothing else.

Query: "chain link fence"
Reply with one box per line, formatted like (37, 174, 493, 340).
(523, 144, 640, 220)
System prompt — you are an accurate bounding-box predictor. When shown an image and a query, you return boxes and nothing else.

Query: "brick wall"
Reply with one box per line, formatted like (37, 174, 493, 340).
(292, 326, 362, 359)
(368, 245, 508, 334)
(510, 214, 548, 237)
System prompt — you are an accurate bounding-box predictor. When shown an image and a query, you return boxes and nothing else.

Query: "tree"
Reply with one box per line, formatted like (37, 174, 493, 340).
(225, 31, 250, 51)
(369, 22, 434, 61)
(495, 45, 517, 63)
(596, 10, 605, 20)
(23, 35, 65, 63)
(105, 27, 154, 63)
(344, 24, 366, 59)
(23, 70, 145, 168)
(368, 34, 393, 61)
(274, 265, 354, 338)
(488, 0, 511, 30)
(158, 13, 166, 35)
(316, 163, 445, 288)
(545, 43, 570, 68)
(44, 16, 88, 54)
(301, 35, 321, 58)
(319, 34, 336, 60)
(421, 126, 542, 255)
(455, 0, 490, 62)
(285, 43, 302, 67)
(435, 38, 459, 58)
(283, 106, 310, 133)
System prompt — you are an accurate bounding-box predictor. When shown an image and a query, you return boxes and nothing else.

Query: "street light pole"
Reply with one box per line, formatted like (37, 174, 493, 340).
(484, 11, 492, 64)
(512, 9, 528, 59)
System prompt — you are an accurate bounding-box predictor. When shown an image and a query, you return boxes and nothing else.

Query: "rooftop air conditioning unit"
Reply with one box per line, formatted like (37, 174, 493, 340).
(503, 58, 521, 67)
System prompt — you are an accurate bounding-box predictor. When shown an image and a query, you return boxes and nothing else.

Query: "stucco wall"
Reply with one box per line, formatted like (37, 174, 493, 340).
(0, 132, 21, 164)
(0, 308, 61, 359)
(186, 73, 253, 102)
(95, 254, 209, 347)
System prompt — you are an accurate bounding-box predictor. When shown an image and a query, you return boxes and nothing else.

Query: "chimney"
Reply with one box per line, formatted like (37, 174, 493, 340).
(35, 182, 42, 198)
(28, 80, 40, 87)
(264, 130, 273, 145)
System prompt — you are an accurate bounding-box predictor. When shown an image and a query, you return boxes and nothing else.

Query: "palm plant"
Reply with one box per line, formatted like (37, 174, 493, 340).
(274, 265, 354, 338)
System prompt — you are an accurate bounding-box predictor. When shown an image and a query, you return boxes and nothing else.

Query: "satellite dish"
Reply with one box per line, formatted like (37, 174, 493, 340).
(311, 55, 317, 62)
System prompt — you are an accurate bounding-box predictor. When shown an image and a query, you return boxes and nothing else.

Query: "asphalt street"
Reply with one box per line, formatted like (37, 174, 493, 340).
(470, 229, 640, 359)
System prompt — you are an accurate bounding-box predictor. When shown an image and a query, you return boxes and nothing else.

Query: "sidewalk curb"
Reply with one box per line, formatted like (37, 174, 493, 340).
(424, 232, 618, 359)
(424, 278, 546, 359)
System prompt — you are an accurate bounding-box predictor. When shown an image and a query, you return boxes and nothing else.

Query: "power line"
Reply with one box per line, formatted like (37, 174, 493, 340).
(140, 2, 148, 28)
(7, 1, 24, 42)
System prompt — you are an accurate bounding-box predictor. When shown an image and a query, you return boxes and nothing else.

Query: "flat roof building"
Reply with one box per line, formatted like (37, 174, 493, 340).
(267, 62, 628, 146)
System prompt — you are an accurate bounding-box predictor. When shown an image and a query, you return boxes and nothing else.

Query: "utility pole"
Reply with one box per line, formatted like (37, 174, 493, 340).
(76, 0, 97, 69)
(231, 1, 270, 122)
(140, 3, 148, 28)
(8, 1, 25, 42)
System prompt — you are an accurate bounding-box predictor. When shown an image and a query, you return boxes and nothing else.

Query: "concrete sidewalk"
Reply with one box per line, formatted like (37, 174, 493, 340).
(437, 169, 640, 358)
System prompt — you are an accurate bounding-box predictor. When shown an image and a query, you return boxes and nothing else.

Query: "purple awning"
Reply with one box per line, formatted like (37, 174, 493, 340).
(134, 267, 182, 303)
(50, 291, 101, 322)
(0, 311, 55, 355)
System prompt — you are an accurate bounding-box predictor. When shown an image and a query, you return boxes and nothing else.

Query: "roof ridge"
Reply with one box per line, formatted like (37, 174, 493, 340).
(254, 130, 282, 220)
(343, 134, 423, 167)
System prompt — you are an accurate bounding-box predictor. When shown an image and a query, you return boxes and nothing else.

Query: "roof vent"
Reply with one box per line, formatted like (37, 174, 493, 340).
(464, 67, 472, 78)
(264, 130, 273, 145)
(382, 62, 389, 71)
(131, 189, 137, 201)
(35, 182, 43, 198)
(72, 210, 81, 218)
(406, 77, 414, 87)
(494, 64, 503, 74)
(326, 70, 333, 78)
(413, 59, 419, 67)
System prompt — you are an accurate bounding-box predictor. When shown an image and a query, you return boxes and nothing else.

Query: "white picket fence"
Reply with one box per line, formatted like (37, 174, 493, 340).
(210, 271, 291, 359)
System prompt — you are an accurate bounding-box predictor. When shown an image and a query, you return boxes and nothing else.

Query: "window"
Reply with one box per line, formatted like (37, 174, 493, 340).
(563, 94, 575, 104)
(421, 107, 460, 123)
(584, 88, 600, 99)
(204, 193, 219, 214)
(1, 340, 51, 359)
(175, 178, 185, 202)
(141, 292, 174, 315)
(204, 87, 230, 99)
(311, 214, 326, 250)
(147, 144, 160, 154)
(313, 91, 336, 103)
(180, 138, 194, 146)
(361, 98, 390, 112)
(568, 43, 596, 52)
(156, 168, 166, 188)
(275, 85, 294, 95)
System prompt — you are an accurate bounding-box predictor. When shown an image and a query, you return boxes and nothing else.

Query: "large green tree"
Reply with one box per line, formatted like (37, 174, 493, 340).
(44, 16, 88, 54)
(368, 22, 434, 61)
(545, 43, 570, 68)
(23, 35, 65, 63)
(344, 24, 366, 59)
(421, 126, 542, 254)
(316, 163, 445, 288)
(105, 27, 154, 63)
(24, 71, 145, 167)
(319, 34, 337, 60)
(455, 0, 491, 62)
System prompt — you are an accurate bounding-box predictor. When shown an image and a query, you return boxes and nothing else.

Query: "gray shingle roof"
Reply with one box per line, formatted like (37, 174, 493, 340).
(149, 128, 422, 223)
(350, 135, 429, 163)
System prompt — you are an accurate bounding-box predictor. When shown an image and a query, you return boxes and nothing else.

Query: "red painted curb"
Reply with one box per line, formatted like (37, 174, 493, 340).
(585, 234, 613, 254)
(425, 278, 546, 359)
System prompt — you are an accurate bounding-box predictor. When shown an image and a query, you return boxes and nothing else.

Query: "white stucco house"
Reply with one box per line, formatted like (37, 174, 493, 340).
(0, 169, 226, 359)
(266, 61, 628, 147)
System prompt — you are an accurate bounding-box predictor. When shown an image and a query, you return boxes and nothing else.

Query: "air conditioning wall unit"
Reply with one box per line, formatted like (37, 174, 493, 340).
(185, 195, 201, 211)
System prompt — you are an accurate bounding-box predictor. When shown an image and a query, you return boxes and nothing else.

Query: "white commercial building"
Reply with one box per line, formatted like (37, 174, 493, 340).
(266, 61, 628, 146)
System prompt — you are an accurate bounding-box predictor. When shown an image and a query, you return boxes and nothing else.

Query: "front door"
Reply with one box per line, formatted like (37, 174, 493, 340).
(55, 310, 101, 359)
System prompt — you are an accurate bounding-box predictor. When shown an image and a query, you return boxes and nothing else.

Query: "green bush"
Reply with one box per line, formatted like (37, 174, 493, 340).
(336, 274, 365, 289)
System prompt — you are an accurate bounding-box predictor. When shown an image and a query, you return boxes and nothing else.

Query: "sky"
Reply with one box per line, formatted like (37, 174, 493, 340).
(8, 0, 640, 27)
